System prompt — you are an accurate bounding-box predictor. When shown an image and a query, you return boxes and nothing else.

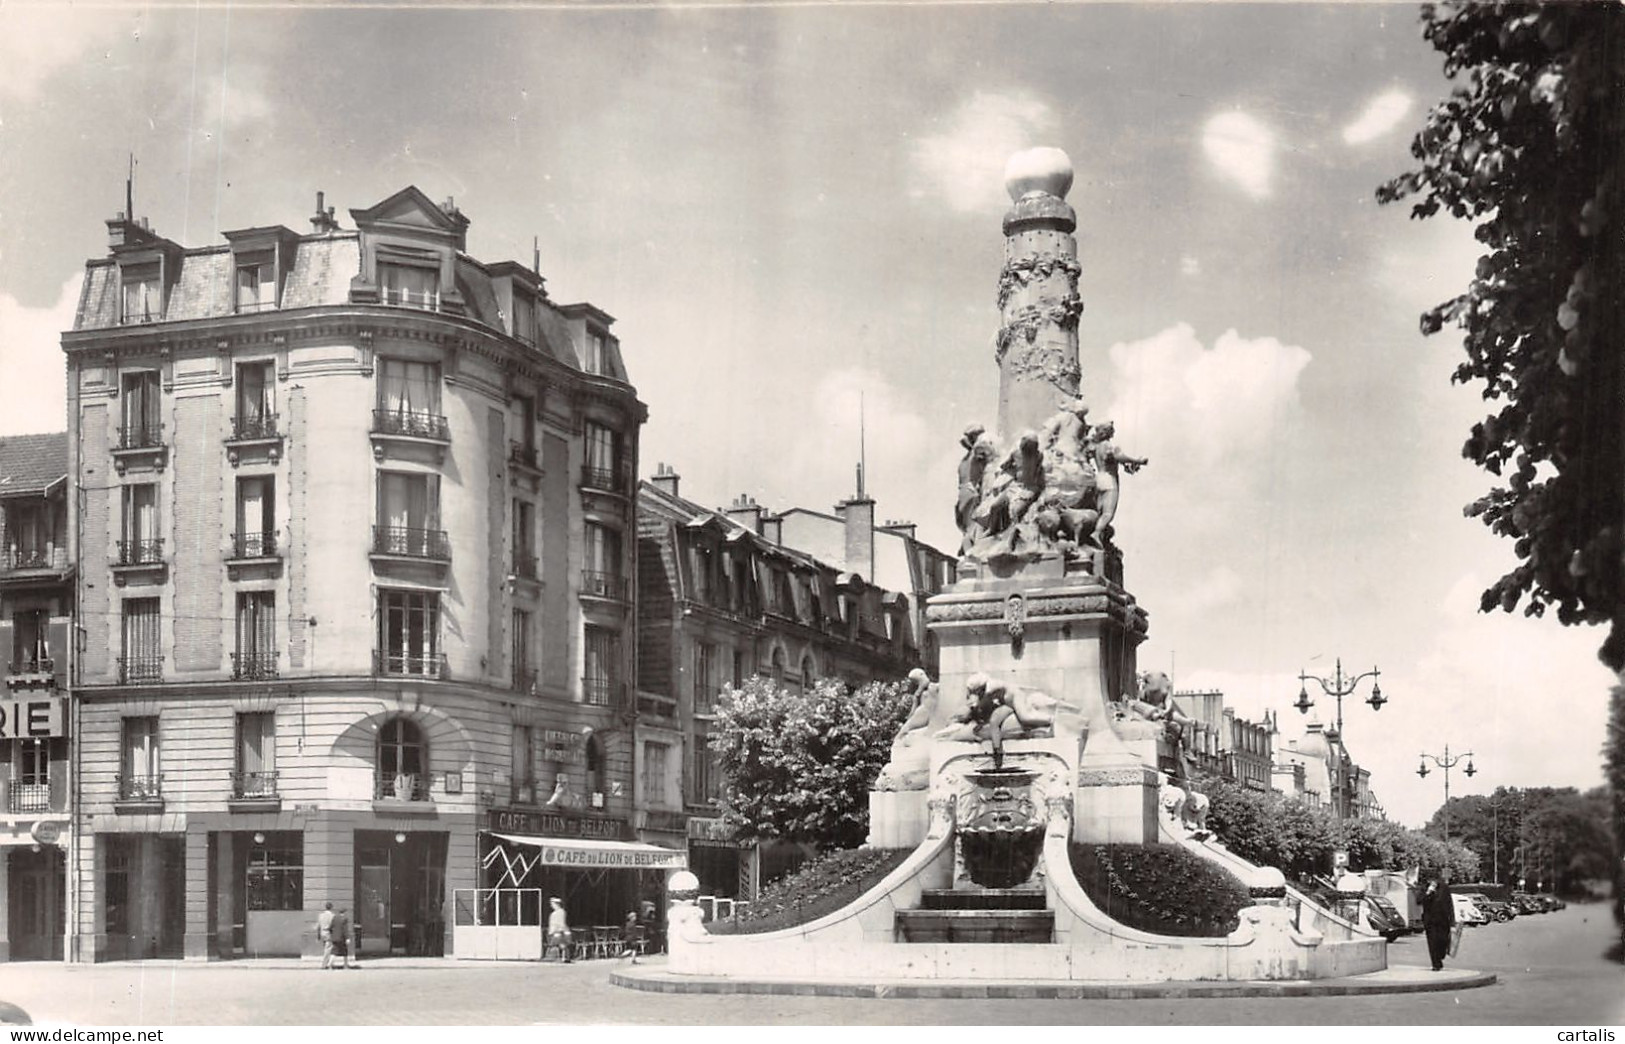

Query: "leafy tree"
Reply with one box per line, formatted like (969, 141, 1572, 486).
(710, 675, 909, 850)
(1429, 785, 1613, 895)
(1378, 2, 1625, 669)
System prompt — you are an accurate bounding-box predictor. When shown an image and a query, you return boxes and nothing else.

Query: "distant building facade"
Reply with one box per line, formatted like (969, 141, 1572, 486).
(63, 188, 649, 961)
(635, 466, 954, 899)
(1170, 689, 1272, 791)
(0, 434, 74, 961)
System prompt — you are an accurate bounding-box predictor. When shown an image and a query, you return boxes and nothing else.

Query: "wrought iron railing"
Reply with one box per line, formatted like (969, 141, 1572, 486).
(231, 531, 279, 559)
(231, 651, 280, 680)
(580, 570, 628, 601)
(379, 286, 441, 311)
(372, 525, 450, 561)
(372, 408, 449, 441)
(582, 676, 621, 707)
(8, 783, 50, 813)
(118, 655, 163, 684)
(580, 464, 622, 492)
(117, 773, 163, 801)
(1, 545, 60, 573)
(116, 424, 165, 450)
(231, 770, 278, 799)
(229, 412, 280, 440)
(116, 538, 164, 566)
(373, 650, 447, 679)
(374, 771, 431, 801)
(509, 440, 539, 470)
(6, 657, 55, 676)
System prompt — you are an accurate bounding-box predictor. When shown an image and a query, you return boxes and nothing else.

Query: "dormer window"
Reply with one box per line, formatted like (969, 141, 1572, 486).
(379, 260, 440, 310)
(122, 265, 162, 324)
(585, 331, 606, 375)
(235, 257, 278, 312)
(512, 294, 537, 346)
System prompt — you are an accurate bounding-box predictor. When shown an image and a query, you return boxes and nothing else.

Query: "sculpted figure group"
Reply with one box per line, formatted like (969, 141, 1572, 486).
(956, 399, 1146, 565)
(891, 669, 1078, 772)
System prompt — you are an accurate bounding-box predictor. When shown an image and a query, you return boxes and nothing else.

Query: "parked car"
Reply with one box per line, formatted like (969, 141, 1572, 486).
(1512, 892, 1545, 915)
(1452, 894, 1489, 926)
(1546, 894, 1566, 911)
(1362, 895, 1410, 941)
(1462, 892, 1516, 922)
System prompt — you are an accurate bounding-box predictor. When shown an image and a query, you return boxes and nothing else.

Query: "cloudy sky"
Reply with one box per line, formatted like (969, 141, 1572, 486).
(0, 2, 1613, 828)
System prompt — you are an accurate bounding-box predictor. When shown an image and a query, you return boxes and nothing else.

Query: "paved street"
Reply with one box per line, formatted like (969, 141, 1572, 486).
(1, 903, 1619, 1025)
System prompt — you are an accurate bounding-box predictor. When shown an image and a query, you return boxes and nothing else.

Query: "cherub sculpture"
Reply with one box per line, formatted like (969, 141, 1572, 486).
(954, 426, 996, 556)
(1086, 421, 1147, 545)
(935, 673, 1077, 769)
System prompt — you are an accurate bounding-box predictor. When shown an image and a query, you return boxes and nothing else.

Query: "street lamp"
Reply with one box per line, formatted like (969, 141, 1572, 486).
(1416, 744, 1477, 843)
(1296, 658, 1385, 817)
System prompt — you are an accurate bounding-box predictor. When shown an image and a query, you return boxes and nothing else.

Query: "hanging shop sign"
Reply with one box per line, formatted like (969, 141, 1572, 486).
(0, 696, 66, 740)
(30, 820, 64, 846)
(487, 807, 628, 840)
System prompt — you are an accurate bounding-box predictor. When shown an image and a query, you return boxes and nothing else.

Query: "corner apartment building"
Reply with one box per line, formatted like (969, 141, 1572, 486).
(1170, 689, 1273, 792)
(63, 187, 647, 961)
(0, 434, 74, 961)
(634, 466, 954, 898)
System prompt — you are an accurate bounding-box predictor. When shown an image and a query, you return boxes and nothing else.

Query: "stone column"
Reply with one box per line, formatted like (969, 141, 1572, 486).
(996, 148, 1083, 443)
(184, 828, 210, 960)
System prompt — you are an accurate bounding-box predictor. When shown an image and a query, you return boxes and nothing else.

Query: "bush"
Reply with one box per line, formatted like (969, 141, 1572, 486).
(1068, 842, 1253, 938)
(706, 846, 911, 936)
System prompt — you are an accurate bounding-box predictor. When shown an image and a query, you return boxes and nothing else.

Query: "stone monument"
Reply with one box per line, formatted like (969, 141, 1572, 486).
(919, 146, 1163, 847)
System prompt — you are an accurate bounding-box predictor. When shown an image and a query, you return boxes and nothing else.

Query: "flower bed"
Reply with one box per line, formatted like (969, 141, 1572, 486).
(1068, 842, 1252, 938)
(706, 847, 911, 936)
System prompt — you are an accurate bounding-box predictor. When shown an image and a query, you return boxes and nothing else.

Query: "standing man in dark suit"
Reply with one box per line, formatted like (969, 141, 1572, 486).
(1421, 870, 1457, 971)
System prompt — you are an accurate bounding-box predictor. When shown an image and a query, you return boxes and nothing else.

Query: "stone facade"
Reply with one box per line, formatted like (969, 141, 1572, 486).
(0, 433, 74, 962)
(62, 187, 647, 960)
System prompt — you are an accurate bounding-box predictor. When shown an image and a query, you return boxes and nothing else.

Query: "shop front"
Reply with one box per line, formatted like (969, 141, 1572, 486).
(463, 807, 684, 959)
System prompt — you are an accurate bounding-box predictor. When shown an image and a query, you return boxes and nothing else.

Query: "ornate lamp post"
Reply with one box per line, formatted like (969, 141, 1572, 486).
(1416, 744, 1477, 842)
(1295, 658, 1385, 817)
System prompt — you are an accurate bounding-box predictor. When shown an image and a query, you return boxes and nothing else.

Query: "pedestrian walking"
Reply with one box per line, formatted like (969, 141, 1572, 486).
(316, 902, 335, 969)
(618, 909, 642, 963)
(547, 897, 573, 963)
(1421, 871, 1457, 971)
(331, 906, 354, 970)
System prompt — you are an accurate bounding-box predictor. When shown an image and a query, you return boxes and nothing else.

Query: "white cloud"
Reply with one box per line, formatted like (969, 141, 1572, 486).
(1201, 111, 1275, 199)
(0, 7, 128, 101)
(198, 68, 275, 135)
(1167, 564, 1245, 617)
(0, 275, 81, 436)
(912, 90, 1058, 213)
(1342, 89, 1413, 145)
(1179, 255, 1201, 277)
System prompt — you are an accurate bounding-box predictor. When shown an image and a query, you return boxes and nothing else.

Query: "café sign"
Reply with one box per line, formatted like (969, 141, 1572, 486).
(0, 697, 66, 741)
(487, 807, 627, 840)
(540, 729, 585, 764)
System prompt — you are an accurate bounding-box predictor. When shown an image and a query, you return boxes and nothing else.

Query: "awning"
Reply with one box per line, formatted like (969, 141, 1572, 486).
(487, 833, 688, 873)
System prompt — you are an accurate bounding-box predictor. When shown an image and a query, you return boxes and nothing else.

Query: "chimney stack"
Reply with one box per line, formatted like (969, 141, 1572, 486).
(311, 191, 340, 233)
(840, 481, 876, 583)
(651, 462, 680, 498)
(725, 493, 766, 535)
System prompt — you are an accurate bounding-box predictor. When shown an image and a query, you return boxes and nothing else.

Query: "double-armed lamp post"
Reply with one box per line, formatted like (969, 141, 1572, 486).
(1417, 744, 1477, 842)
(1295, 658, 1386, 818)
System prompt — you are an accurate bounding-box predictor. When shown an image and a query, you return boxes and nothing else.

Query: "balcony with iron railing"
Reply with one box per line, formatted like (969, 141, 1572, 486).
(228, 412, 281, 442)
(1, 544, 71, 579)
(379, 286, 441, 311)
(6, 657, 56, 682)
(580, 464, 626, 493)
(230, 531, 279, 560)
(231, 770, 279, 799)
(371, 525, 451, 563)
(371, 408, 450, 443)
(115, 423, 165, 451)
(512, 553, 539, 582)
(117, 655, 163, 685)
(115, 773, 164, 810)
(7, 782, 51, 814)
(373, 650, 447, 680)
(374, 771, 431, 802)
(580, 570, 629, 602)
(115, 538, 165, 567)
(582, 675, 623, 708)
(509, 440, 540, 471)
(231, 651, 280, 681)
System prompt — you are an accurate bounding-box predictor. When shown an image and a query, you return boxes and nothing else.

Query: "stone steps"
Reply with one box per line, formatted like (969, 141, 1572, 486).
(894, 909, 1055, 943)
(917, 888, 1047, 911)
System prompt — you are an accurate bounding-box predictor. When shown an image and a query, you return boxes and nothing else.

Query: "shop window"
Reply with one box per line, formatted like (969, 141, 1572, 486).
(104, 839, 132, 936)
(245, 835, 303, 911)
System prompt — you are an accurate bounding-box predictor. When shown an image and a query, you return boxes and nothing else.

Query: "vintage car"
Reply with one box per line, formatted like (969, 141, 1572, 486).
(1462, 892, 1516, 922)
